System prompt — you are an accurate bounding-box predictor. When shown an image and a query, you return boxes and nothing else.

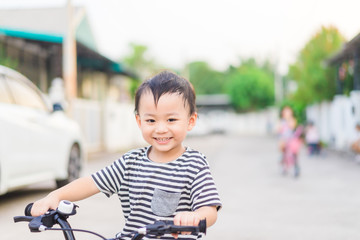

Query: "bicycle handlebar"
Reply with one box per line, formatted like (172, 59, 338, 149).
(138, 219, 206, 236)
(14, 200, 207, 240)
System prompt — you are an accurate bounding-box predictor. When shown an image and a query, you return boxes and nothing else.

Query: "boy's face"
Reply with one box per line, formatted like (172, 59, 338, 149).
(136, 91, 197, 162)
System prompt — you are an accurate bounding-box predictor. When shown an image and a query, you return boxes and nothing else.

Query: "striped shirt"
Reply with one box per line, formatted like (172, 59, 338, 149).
(91, 146, 222, 240)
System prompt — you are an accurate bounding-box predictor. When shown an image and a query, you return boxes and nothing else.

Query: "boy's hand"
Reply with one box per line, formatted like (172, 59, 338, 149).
(30, 176, 100, 217)
(172, 211, 201, 239)
(31, 193, 60, 217)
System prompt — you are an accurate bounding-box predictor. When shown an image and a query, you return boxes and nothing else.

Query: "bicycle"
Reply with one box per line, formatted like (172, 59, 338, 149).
(281, 126, 303, 178)
(14, 200, 207, 240)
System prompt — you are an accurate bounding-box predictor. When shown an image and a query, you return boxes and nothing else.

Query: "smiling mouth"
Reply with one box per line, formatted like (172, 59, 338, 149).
(154, 137, 172, 143)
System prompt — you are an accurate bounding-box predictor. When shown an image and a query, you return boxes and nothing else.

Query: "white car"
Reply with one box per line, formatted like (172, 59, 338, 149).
(0, 65, 84, 195)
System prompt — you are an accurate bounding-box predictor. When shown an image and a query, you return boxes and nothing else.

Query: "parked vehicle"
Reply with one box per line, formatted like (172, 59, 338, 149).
(0, 65, 84, 195)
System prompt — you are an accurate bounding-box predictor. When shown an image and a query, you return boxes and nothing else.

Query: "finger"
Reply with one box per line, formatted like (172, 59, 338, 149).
(173, 214, 181, 226)
(31, 202, 42, 217)
(33, 206, 47, 217)
(193, 216, 200, 226)
(181, 214, 191, 226)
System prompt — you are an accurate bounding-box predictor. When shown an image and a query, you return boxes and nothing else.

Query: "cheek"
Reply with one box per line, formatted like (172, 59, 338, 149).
(140, 123, 152, 133)
(176, 123, 191, 134)
(140, 127, 153, 141)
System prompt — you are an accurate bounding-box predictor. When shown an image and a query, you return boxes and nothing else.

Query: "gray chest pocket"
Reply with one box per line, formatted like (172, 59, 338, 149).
(151, 188, 181, 217)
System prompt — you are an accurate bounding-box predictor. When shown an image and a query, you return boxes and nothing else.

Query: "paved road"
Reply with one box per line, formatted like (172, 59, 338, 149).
(1, 134, 360, 239)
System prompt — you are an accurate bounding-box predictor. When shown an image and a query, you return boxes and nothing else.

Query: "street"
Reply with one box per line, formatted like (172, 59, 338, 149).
(1, 134, 360, 239)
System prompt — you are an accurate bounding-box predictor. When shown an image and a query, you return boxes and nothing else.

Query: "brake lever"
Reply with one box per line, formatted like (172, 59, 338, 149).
(13, 215, 46, 232)
(28, 216, 47, 232)
(13, 216, 34, 223)
(14, 210, 58, 232)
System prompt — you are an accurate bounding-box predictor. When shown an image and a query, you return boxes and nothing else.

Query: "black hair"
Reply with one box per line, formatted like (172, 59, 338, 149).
(279, 105, 294, 117)
(134, 70, 196, 115)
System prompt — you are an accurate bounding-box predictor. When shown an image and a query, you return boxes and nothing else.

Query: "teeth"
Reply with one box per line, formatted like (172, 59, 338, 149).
(156, 137, 170, 141)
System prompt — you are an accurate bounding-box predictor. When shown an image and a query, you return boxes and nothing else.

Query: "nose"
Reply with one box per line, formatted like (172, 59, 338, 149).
(155, 122, 168, 133)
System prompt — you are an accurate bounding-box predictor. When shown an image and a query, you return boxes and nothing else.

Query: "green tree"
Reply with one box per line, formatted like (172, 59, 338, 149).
(120, 43, 161, 97)
(287, 26, 345, 105)
(186, 61, 225, 95)
(121, 43, 162, 79)
(225, 58, 275, 112)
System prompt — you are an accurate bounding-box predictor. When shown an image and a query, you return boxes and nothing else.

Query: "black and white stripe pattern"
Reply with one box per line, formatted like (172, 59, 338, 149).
(92, 147, 222, 240)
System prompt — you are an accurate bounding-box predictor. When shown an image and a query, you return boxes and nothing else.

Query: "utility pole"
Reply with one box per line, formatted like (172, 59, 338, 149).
(274, 62, 283, 104)
(63, 0, 77, 114)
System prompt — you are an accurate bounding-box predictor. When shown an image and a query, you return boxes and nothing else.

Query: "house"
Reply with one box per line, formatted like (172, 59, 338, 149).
(0, 5, 135, 100)
(305, 33, 360, 151)
(0, 5, 143, 152)
(327, 33, 360, 95)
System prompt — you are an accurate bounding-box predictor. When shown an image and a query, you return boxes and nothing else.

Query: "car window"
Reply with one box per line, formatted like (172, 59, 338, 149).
(0, 76, 13, 104)
(5, 75, 48, 111)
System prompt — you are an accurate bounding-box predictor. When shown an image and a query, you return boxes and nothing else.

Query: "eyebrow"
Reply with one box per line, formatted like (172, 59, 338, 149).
(143, 112, 180, 117)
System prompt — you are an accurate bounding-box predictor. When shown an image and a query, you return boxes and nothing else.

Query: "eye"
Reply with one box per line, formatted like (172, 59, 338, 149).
(145, 119, 155, 123)
(168, 118, 177, 122)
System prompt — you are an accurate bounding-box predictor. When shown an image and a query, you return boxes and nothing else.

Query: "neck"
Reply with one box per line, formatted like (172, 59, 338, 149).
(148, 145, 186, 163)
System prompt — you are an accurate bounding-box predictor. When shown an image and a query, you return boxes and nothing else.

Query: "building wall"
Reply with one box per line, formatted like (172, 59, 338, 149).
(71, 98, 145, 152)
(306, 91, 360, 151)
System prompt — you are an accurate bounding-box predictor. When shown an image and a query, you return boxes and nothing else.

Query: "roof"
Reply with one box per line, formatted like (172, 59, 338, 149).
(0, 7, 97, 50)
(77, 42, 132, 76)
(0, 6, 133, 76)
(0, 7, 68, 36)
(327, 33, 360, 65)
(0, 27, 63, 43)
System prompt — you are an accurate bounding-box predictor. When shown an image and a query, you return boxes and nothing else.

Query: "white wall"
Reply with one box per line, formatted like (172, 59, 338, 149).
(231, 107, 279, 135)
(72, 98, 103, 152)
(190, 107, 279, 136)
(103, 101, 145, 152)
(72, 99, 145, 153)
(306, 91, 360, 151)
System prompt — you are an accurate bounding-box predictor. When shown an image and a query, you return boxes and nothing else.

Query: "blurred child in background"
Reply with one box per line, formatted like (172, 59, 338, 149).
(278, 106, 303, 177)
(305, 120, 320, 156)
(351, 122, 360, 162)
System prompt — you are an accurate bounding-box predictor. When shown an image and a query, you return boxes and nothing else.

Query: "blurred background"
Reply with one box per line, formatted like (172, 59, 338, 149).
(1, 0, 360, 239)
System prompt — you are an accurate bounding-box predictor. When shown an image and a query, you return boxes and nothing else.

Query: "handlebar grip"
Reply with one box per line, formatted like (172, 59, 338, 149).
(25, 203, 34, 216)
(169, 225, 198, 232)
(163, 219, 207, 234)
(198, 219, 207, 234)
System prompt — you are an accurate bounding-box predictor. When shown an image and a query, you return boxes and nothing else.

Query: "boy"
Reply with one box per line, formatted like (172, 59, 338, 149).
(31, 71, 222, 239)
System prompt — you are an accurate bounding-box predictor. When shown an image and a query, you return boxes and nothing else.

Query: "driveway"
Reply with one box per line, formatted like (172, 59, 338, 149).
(1, 134, 360, 239)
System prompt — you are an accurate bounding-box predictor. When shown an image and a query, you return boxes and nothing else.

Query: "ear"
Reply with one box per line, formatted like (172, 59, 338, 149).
(135, 114, 141, 128)
(187, 112, 197, 131)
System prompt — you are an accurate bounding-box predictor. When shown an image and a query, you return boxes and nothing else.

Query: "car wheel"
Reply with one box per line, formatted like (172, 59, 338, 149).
(56, 144, 81, 188)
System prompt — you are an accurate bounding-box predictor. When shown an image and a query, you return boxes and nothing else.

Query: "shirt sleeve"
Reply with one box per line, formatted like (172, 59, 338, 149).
(190, 165, 222, 211)
(91, 156, 127, 197)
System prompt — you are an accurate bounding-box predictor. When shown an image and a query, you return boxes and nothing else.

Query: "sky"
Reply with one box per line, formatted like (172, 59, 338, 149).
(1, 0, 360, 74)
